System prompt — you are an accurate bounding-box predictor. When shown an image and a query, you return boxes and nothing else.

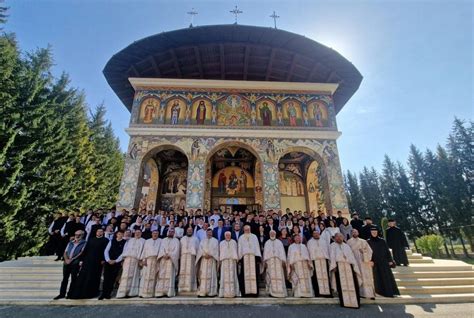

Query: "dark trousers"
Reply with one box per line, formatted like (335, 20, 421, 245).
(59, 262, 80, 297)
(101, 262, 122, 298)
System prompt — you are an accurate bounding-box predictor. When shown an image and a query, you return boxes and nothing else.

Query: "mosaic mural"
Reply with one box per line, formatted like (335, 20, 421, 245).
(131, 89, 336, 129)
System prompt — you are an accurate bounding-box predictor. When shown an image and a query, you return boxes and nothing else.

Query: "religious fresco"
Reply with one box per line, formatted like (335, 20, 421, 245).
(165, 98, 187, 125)
(138, 158, 159, 212)
(217, 94, 252, 126)
(133, 89, 336, 129)
(186, 162, 205, 209)
(278, 171, 305, 197)
(212, 167, 254, 196)
(306, 160, 326, 213)
(116, 135, 348, 214)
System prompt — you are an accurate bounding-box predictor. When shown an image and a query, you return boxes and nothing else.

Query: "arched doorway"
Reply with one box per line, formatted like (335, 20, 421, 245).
(205, 143, 263, 213)
(278, 150, 330, 215)
(136, 147, 189, 212)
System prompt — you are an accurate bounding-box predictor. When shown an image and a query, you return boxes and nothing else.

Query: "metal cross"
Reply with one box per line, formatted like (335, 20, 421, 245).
(270, 11, 280, 29)
(230, 5, 243, 24)
(187, 8, 198, 27)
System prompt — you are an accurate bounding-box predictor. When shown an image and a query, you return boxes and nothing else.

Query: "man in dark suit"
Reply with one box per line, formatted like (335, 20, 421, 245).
(230, 222, 243, 242)
(158, 218, 169, 239)
(213, 219, 230, 242)
(264, 217, 279, 237)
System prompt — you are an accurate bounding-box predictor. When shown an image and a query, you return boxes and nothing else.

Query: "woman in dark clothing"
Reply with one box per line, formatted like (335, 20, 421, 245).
(367, 226, 400, 297)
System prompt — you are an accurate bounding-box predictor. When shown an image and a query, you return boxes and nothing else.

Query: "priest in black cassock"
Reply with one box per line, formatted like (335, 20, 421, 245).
(386, 219, 409, 266)
(367, 227, 400, 298)
(70, 228, 109, 299)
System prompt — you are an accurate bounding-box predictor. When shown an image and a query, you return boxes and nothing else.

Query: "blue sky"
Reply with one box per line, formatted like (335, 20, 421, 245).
(5, 0, 473, 173)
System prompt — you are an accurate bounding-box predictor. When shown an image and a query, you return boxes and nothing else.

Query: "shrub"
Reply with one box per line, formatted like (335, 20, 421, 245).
(416, 234, 445, 258)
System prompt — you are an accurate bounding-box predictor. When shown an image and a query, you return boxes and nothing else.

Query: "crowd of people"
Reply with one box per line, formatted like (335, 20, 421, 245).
(48, 207, 409, 309)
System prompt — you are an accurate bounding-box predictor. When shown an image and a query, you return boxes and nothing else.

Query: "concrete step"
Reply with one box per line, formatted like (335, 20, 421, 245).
(0, 266, 62, 273)
(396, 277, 474, 286)
(0, 280, 61, 288)
(0, 289, 58, 298)
(407, 253, 423, 260)
(393, 270, 474, 279)
(0, 273, 63, 280)
(407, 257, 434, 264)
(398, 285, 474, 295)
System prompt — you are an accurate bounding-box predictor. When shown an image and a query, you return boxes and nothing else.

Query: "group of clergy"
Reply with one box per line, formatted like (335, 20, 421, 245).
(55, 216, 400, 309)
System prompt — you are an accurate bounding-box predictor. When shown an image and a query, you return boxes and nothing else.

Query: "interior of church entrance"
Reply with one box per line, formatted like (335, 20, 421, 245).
(278, 151, 328, 215)
(138, 148, 188, 212)
(206, 146, 263, 213)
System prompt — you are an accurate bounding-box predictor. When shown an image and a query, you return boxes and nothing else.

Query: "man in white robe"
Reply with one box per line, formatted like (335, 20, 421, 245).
(287, 234, 314, 298)
(155, 228, 180, 297)
(178, 227, 199, 293)
(116, 229, 145, 298)
(263, 230, 287, 297)
(218, 231, 240, 298)
(196, 228, 219, 297)
(138, 230, 161, 298)
(347, 229, 375, 299)
(238, 225, 262, 297)
(307, 230, 332, 297)
(330, 232, 362, 308)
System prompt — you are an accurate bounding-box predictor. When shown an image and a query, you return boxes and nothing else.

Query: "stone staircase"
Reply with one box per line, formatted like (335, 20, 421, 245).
(0, 251, 472, 305)
(392, 250, 474, 302)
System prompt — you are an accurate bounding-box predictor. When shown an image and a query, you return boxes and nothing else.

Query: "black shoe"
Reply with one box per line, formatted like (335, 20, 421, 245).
(53, 295, 65, 300)
(98, 295, 105, 300)
(54, 257, 61, 261)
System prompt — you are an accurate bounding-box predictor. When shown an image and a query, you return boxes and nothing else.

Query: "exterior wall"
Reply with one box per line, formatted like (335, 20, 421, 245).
(116, 79, 349, 216)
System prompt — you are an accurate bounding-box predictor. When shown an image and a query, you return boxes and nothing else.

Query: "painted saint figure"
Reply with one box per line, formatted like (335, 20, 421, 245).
(196, 100, 206, 125)
(143, 100, 155, 123)
(314, 104, 323, 127)
(260, 102, 272, 126)
(218, 172, 227, 194)
(287, 102, 298, 127)
(170, 100, 180, 125)
(238, 170, 247, 193)
(227, 170, 238, 192)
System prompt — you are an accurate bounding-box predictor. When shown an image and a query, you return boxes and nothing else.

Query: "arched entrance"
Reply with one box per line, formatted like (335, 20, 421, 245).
(277, 149, 330, 215)
(205, 142, 263, 213)
(136, 146, 189, 212)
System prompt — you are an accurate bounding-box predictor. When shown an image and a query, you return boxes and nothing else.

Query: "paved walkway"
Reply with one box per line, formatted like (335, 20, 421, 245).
(0, 303, 473, 318)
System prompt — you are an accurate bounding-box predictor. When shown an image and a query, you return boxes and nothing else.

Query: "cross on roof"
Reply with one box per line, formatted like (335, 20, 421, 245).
(187, 8, 198, 27)
(230, 6, 243, 24)
(270, 11, 280, 29)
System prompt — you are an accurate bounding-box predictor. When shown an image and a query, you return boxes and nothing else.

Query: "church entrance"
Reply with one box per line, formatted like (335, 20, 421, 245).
(137, 148, 188, 213)
(278, 151, 329, 215)
(207, 145, 262, 213)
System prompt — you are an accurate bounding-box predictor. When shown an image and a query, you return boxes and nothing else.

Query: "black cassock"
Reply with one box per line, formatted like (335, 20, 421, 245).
(386, 226, 409, 266)
(70, 236, 109, 299)
(367, 237, 400, 297)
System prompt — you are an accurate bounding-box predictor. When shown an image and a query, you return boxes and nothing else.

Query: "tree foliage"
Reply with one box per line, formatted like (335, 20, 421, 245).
(0, 23, 124, 260)
(345, 118, 473, 252)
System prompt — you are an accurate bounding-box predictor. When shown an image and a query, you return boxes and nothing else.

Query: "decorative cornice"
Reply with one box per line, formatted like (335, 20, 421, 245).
(125, 127, 342, 140)
(129, 78, 339, 95)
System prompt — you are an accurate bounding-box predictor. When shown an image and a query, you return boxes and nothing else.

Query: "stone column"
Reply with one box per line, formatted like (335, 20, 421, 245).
(116, 137, 144, 211)
(185, 161, 206, 211)
(262, 161, 281, 211)
(323, 141, 349, 217)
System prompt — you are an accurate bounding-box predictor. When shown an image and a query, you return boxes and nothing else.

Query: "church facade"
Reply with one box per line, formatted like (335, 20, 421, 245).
(103, 25, 362, 216)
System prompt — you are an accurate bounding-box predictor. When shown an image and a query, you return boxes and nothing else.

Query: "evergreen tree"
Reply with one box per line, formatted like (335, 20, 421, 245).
(359, 167, 385, 225)
(344, 170, 367, 215)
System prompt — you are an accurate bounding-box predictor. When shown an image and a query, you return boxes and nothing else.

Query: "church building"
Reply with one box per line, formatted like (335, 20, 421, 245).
(103, 24, 362, 216)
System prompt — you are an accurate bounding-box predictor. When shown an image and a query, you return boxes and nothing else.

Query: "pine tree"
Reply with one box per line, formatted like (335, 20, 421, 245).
(344, 170, 367, 215)
(359, 167, 385, 225)
(446, 118, 473, 251)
